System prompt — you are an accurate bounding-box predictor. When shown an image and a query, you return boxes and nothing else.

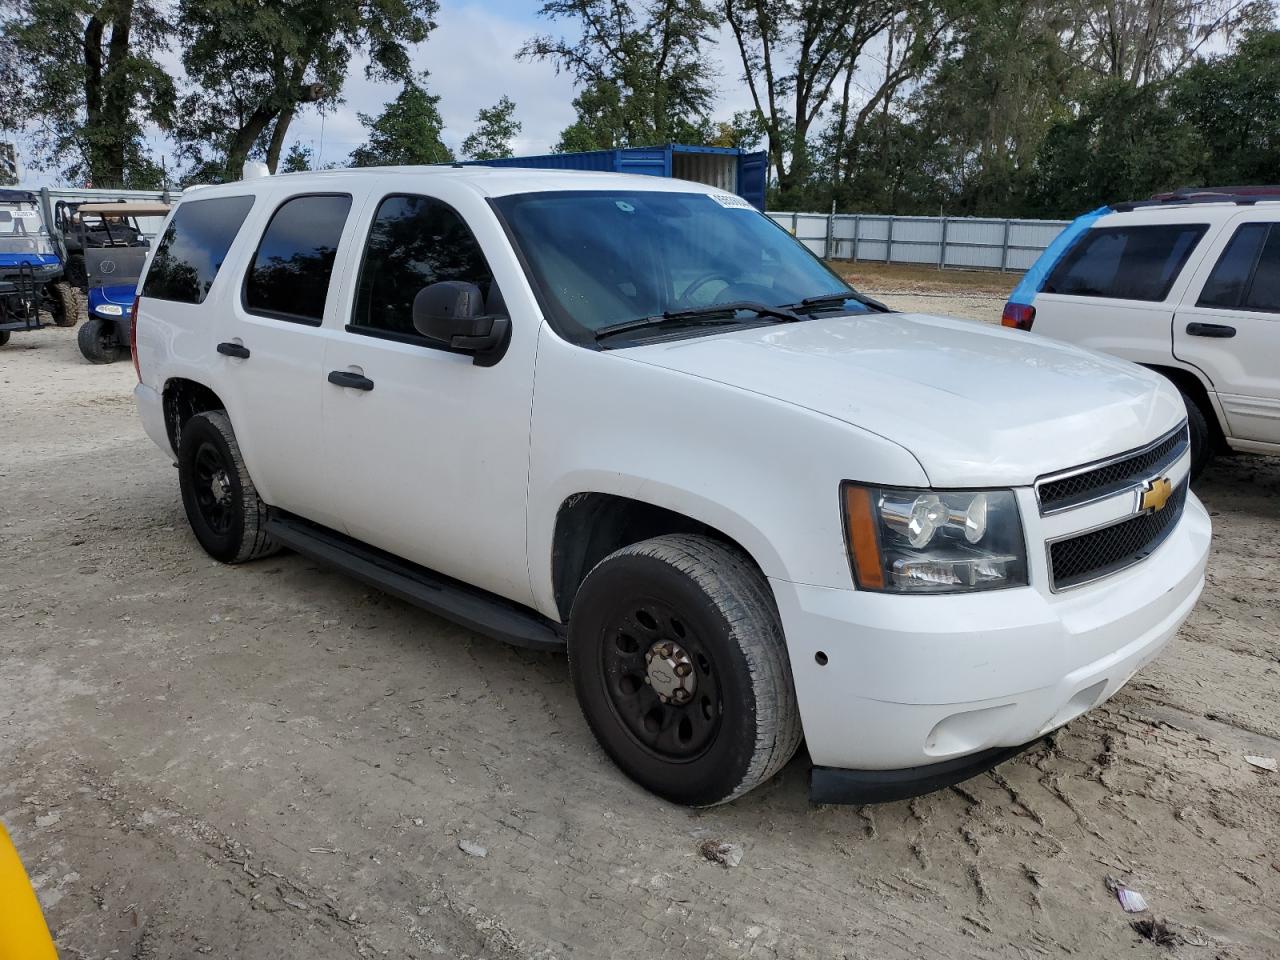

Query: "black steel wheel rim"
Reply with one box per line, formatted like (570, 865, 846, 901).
(599, 596, 723, 762)
(191, 441, 234, 536)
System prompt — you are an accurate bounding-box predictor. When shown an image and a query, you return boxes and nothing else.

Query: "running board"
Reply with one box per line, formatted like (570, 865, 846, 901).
(265, 512, 565, 652)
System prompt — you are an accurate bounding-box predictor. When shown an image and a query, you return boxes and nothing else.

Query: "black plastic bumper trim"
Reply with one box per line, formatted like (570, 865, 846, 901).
(810, 739, 1043, 805)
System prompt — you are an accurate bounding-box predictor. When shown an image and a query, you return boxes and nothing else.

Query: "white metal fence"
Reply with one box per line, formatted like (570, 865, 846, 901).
(769, 212, 1071, 272)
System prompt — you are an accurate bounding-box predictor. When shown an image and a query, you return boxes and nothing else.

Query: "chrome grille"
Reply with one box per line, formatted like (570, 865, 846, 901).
(1048, 482, 1187, 591)
(1036, 424, 1188, 515)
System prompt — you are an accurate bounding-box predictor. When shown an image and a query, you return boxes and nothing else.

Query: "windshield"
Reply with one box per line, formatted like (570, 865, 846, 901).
(0, 202, 55, 258)
(492, 190, 866, 342)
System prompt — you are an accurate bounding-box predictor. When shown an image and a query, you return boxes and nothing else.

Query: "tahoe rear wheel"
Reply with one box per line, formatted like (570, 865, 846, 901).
(567, 534, 801, 806)
(177, 410, 279, 564)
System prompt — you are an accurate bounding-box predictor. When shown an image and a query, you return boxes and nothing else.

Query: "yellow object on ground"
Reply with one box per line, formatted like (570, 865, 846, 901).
(0, 822, 57, 960)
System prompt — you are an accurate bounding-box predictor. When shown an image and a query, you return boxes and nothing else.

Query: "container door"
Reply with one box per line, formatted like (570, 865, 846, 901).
(737, 151, 768, 211)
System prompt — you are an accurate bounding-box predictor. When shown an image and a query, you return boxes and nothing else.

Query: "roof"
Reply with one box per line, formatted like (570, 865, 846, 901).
(181, 164, 728, 203)
(1113, 186, 1280, 212)
(76, 201, 172, 217)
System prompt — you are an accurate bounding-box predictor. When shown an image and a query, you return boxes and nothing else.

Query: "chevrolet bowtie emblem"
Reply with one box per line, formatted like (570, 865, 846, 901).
(1140, 476, 1173, 513)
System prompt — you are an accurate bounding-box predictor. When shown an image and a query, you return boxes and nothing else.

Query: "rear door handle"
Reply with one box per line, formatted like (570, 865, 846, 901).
(327, 370, 374, 391)
(1185, 322, 1236, 338)
(217, 341, 251, 359)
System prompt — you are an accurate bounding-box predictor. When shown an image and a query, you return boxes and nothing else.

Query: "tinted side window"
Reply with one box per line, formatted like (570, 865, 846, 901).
(1243, 225, 1280, 312)
(142, 196, 255, 304)
(244, 194, 352, 324)
(1198, 223, 1268, 308)
(351, 195, 499, 338)
(1044, 224, 1208, 301)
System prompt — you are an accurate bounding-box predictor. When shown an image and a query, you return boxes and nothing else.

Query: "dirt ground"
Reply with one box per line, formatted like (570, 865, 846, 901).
(831, 261, 1016, 323)
(2, 294, 1278, 960)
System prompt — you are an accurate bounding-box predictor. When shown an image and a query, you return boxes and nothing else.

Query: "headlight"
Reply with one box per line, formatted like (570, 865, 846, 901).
(841, 483, 1028, 594)
(95, 303, 124, 316)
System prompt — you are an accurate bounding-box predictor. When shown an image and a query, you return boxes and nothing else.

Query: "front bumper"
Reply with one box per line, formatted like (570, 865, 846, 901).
(771, 491, 1210, 801)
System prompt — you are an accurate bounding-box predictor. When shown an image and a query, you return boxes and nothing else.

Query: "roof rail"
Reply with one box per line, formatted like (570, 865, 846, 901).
(1113, 185, 1280, 212)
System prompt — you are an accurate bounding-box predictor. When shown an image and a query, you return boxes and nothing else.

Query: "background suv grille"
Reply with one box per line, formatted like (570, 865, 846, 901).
(1037, 425, 1188, 514)
(1048, 483, 1187, 590)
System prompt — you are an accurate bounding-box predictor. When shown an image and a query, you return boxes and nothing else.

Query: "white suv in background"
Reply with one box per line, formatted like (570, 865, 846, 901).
(1004, 188, 1280, 476)
(131, 167, 1210, 806)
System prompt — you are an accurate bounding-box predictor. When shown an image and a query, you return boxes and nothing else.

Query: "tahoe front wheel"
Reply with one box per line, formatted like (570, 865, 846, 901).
(567, 534, 802, 806)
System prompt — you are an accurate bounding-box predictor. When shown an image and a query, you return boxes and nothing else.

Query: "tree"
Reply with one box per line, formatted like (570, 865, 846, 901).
(520, 0, 718, 150)
(722, 0, 952, 206)
(175, 0, 438, 182)
(280, 142, 313, 173)
(1027, 80, 1206, 216)
(461, 96, 521, 160)
(1171, 28, 1280, 187)
(1069, 0, 1264, 87)
(1, 0, 174, 186)
(349, 83, 453, 167)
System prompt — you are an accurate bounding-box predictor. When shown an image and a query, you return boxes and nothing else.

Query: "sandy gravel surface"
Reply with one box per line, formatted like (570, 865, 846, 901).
(1, 317, 1278, 960)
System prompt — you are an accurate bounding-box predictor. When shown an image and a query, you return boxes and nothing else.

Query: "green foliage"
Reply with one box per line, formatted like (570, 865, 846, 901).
(1026, 81, 1206, 216)
(2, 0, 174, 187)
(462, 96, 521, 160)
(349, 83, 453, 167)
(1171, 28, 1280, 187)
(175, 0, 438, 183)
(280, 142, 313, 173)
(522, 0, 718, 151)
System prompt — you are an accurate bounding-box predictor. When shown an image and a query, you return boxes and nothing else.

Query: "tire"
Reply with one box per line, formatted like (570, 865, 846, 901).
(0, 330, 9, 347)
(65, 255, 88, 292)
(46, 282, 79, 327)
(567, 534, 802, 806)
(1179, 388, 1215, 480)
(177, 410, 280, 564)
(77, 316, 124, 364)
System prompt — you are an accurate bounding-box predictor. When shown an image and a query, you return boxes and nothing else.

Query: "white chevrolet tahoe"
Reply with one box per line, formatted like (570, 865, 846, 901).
(1003, 187, 1280, 476)
(132, 168, 1211, 806)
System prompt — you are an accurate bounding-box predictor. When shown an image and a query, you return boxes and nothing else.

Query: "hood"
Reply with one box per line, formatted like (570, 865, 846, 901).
(616, 312, 1185, 486)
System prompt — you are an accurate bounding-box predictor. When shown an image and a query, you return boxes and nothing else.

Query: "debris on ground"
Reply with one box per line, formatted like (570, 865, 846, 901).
(1105, 875, 1149, 913)
(699, 840, 743, 868)
(1244, 755, 1277, 773)
(457, 839, 488, 858)
(1130, 917, 1183, 947)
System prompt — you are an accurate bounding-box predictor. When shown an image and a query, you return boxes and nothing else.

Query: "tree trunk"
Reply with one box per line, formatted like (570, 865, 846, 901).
(224, 106, 279, 182)
(266, 107, 296, 174)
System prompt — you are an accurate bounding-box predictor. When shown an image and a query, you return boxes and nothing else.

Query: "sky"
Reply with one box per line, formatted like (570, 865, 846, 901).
(15, 0, 763, 184)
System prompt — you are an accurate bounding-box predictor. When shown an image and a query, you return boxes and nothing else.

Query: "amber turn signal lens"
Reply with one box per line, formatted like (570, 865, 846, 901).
(842, 484, 885, 590)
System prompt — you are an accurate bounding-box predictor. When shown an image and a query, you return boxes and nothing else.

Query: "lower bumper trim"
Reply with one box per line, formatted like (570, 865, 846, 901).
(810, 738, 1044, 805)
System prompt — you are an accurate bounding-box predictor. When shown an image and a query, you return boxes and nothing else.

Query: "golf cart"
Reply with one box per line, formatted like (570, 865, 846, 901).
(0, 189, 78, 347)
(71, 201, 169, 363)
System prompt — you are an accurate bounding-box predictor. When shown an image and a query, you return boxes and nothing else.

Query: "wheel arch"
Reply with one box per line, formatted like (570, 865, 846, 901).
(1142, 363, 1228, 448)
(549, 491, 776, 623)
(162, 378, 227, 454)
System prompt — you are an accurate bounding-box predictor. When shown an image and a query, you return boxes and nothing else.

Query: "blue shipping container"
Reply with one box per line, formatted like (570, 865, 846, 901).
(462, 144, 769, 211)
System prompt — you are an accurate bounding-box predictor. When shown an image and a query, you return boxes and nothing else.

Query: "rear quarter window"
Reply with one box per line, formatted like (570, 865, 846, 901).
(142, 195, 255, 305)
(1044, 223, 1208, 302)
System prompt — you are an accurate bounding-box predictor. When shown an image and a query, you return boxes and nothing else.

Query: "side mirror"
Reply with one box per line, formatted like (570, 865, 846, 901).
(412, 281, 510, 366)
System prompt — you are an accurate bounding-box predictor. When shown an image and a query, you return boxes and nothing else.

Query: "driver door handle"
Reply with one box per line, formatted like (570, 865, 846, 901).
(1185, 322, 1236, 338)
(217, 341, 251, 359)
(327, 370, 374, 391)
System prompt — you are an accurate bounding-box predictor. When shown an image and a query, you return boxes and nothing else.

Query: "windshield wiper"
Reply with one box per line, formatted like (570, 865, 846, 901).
(593, 301, 801, 341)
(786, 290, 891, 313)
